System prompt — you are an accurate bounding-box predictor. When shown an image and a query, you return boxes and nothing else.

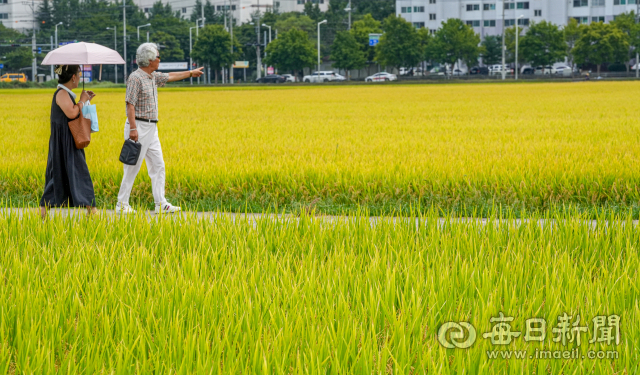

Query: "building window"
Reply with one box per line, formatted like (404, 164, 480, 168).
(484, 20, 496, 27)
(297, 0, 304, 4)
(573, 16, 588, 24)
(429, 0, 436, 3)
(505, 3, 515, 9)
(466, 20, 480, 27)
(613, 0, 626, 3)
(413, 22, 425, 28)
(0, 0, 7, 4)
(534, 9, 541, 16)
(505, 19, 515, 26)
(429, 13, 436, 20)
(483, 3, 495, 10)
(516, 2, 529, 9)
(413, 6, 425, 12)
(592, 0, 604, 5)
(430, 29, 437, 34)
(182, 7, 187, 13)
(401, 6, 412, 13)
(573, 0, 588, 7)
(0, 13, 8, 19)
(517, 18, 529, 25)
(466, 4, 480, 11)
(592, 16, 604, 22)
(144, 7, 150, 12)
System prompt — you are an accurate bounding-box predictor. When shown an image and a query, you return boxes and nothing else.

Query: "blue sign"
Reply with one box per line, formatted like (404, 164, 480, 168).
(0, 64, 4, 69)
(369, 33, 381, 47)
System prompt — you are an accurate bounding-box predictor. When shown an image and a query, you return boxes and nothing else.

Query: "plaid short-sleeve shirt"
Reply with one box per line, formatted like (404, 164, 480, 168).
(125, 68, 170, 120)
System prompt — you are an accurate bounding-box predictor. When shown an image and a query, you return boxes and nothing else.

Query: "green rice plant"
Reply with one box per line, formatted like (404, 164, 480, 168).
(1, 82, 640, 216)
(0, 209, 637, 374)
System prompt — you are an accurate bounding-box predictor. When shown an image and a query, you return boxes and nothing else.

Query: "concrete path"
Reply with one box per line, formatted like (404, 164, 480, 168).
(1, 208, 637, 229)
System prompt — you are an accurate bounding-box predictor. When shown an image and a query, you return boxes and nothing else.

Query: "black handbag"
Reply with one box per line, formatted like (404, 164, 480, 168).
(119, 139, 142, 165)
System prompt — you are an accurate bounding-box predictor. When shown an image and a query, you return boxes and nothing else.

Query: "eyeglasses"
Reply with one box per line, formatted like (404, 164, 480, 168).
(156, 55, 160, 59)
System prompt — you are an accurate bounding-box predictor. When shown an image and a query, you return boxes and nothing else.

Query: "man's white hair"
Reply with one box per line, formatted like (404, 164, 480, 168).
(136, 43, 158, 67)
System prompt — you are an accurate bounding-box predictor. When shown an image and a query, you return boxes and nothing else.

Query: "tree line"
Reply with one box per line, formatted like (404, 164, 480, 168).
(1, 0, 638, 80)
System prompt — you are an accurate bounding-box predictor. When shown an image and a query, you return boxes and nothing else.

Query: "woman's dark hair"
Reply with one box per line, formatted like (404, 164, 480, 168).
(56, 65, 81, 84)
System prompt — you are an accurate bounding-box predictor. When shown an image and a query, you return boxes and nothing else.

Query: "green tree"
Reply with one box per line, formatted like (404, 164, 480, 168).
(275, 13, 316, 36)
(350, 13, 382, 71)
(351, 0, 395, 21)
(303, 2, 322, 23)
(375, 14, 422, 71)
(418, 27, 434, 69)
(430, 18, 481, 73)
(5, 47, 33, 71)
(520, 21, 566, 68)
(192, 24, 241, 83)
(152, 31, 184, 61)
(331, 31, 366, 79)
(573, 22, 629, 74)
(263, 28, 316, 80)
(611, 12, 636, 73)
(480, 35, 501, 65)
(563, 18, 582, 75)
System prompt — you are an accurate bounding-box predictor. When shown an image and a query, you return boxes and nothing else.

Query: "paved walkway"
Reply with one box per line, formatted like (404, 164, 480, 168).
(1, 208, 636, 229)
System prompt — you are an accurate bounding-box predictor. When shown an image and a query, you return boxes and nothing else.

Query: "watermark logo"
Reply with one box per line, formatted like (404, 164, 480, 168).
(437, 312, 621, 360)
(437, 321, 477, 349)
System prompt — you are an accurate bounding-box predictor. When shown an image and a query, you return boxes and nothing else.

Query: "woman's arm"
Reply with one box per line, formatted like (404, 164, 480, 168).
(56, 90, 90, 119)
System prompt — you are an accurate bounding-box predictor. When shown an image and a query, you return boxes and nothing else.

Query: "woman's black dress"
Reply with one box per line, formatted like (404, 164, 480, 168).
(40, 88, 95, 207)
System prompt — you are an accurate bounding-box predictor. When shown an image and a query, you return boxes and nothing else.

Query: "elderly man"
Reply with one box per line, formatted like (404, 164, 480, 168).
(116, 43, 203, 214)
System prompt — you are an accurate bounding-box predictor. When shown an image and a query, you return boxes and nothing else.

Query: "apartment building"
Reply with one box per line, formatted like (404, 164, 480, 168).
(396, 0, 640, 38)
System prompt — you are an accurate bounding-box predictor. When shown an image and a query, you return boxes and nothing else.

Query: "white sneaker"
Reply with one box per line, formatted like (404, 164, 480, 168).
(155, 202, 181, 214)
(115, 202, 136, 214)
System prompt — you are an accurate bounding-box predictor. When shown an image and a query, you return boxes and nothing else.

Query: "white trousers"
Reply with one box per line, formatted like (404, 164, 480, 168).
(117, 119, 166, 206)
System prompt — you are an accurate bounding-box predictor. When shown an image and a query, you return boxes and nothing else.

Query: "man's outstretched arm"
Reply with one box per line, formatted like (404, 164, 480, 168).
(168, 67, 205, 82)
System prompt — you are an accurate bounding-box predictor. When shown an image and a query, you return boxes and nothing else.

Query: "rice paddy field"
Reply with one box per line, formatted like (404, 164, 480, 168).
(1, 81, 640, 216)
(1, 82, 639, 374)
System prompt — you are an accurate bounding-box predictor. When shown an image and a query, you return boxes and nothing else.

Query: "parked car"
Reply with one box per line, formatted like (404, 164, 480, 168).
(333, 73, 347, 81)
(303, 71, 341, 83)
(364, 72, 397, 82)
(452, 68, 467, 76)
(469, 66, 489, 75)
(534, 66, 556, 75)
(554, 65, 578, 76)
(521, 67, 535, 75)
(489, 65, 514, 76)
(429, 66, 451, 76)
(256, 74, 287, 83)
(281, 74, 298, 83)
(0, 73, 27, 82)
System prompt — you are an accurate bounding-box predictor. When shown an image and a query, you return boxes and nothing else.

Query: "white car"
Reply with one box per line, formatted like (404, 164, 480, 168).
(303, 71, 341, 83)
(364, 72, 397, 82)
(534, 66, 556, 75)
(281, 74, 298, 82)
(554, 65, 578, 76)
(429, 66, 450, 76)
(452, 68, 467, 76)
(489, 65, 514, 76)
(334, 73, 347, 81)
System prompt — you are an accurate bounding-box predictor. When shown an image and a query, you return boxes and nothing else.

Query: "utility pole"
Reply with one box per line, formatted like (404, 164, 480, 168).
(50, 36, 53, 79)
(107, 26, 117, 83)
(123, 2, 127, 81)
(317, 20, 327, 74)
(347, 0, 352, 30)
(190, 25, 197, 85)
(636, 1, 639, 78)
(23, 0, 37, 81)
(256, 2, 262, 80)
(230, 0, 234, 84)
(54, 22, 63, 79)
(501, 0, 506, 81)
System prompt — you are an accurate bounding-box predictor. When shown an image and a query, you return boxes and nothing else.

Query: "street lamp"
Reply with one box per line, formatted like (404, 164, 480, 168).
(345, 1, 352, 30)
(515, 15, 524, 81)
(107, 26, 118, 84)
(53, 22, 63, 79)
(262, 24, 272, 44)
(137, 23, 151, 41)
(317, 20, 327, 75)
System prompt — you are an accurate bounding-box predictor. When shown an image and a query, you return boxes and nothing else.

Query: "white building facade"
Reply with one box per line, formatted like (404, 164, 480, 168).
(396, 0, 640, 38)
(0, 0, 328, 33)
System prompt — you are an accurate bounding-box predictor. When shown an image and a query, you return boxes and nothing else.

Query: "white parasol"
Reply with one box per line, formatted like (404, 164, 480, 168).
(41, 42, 125, 89)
